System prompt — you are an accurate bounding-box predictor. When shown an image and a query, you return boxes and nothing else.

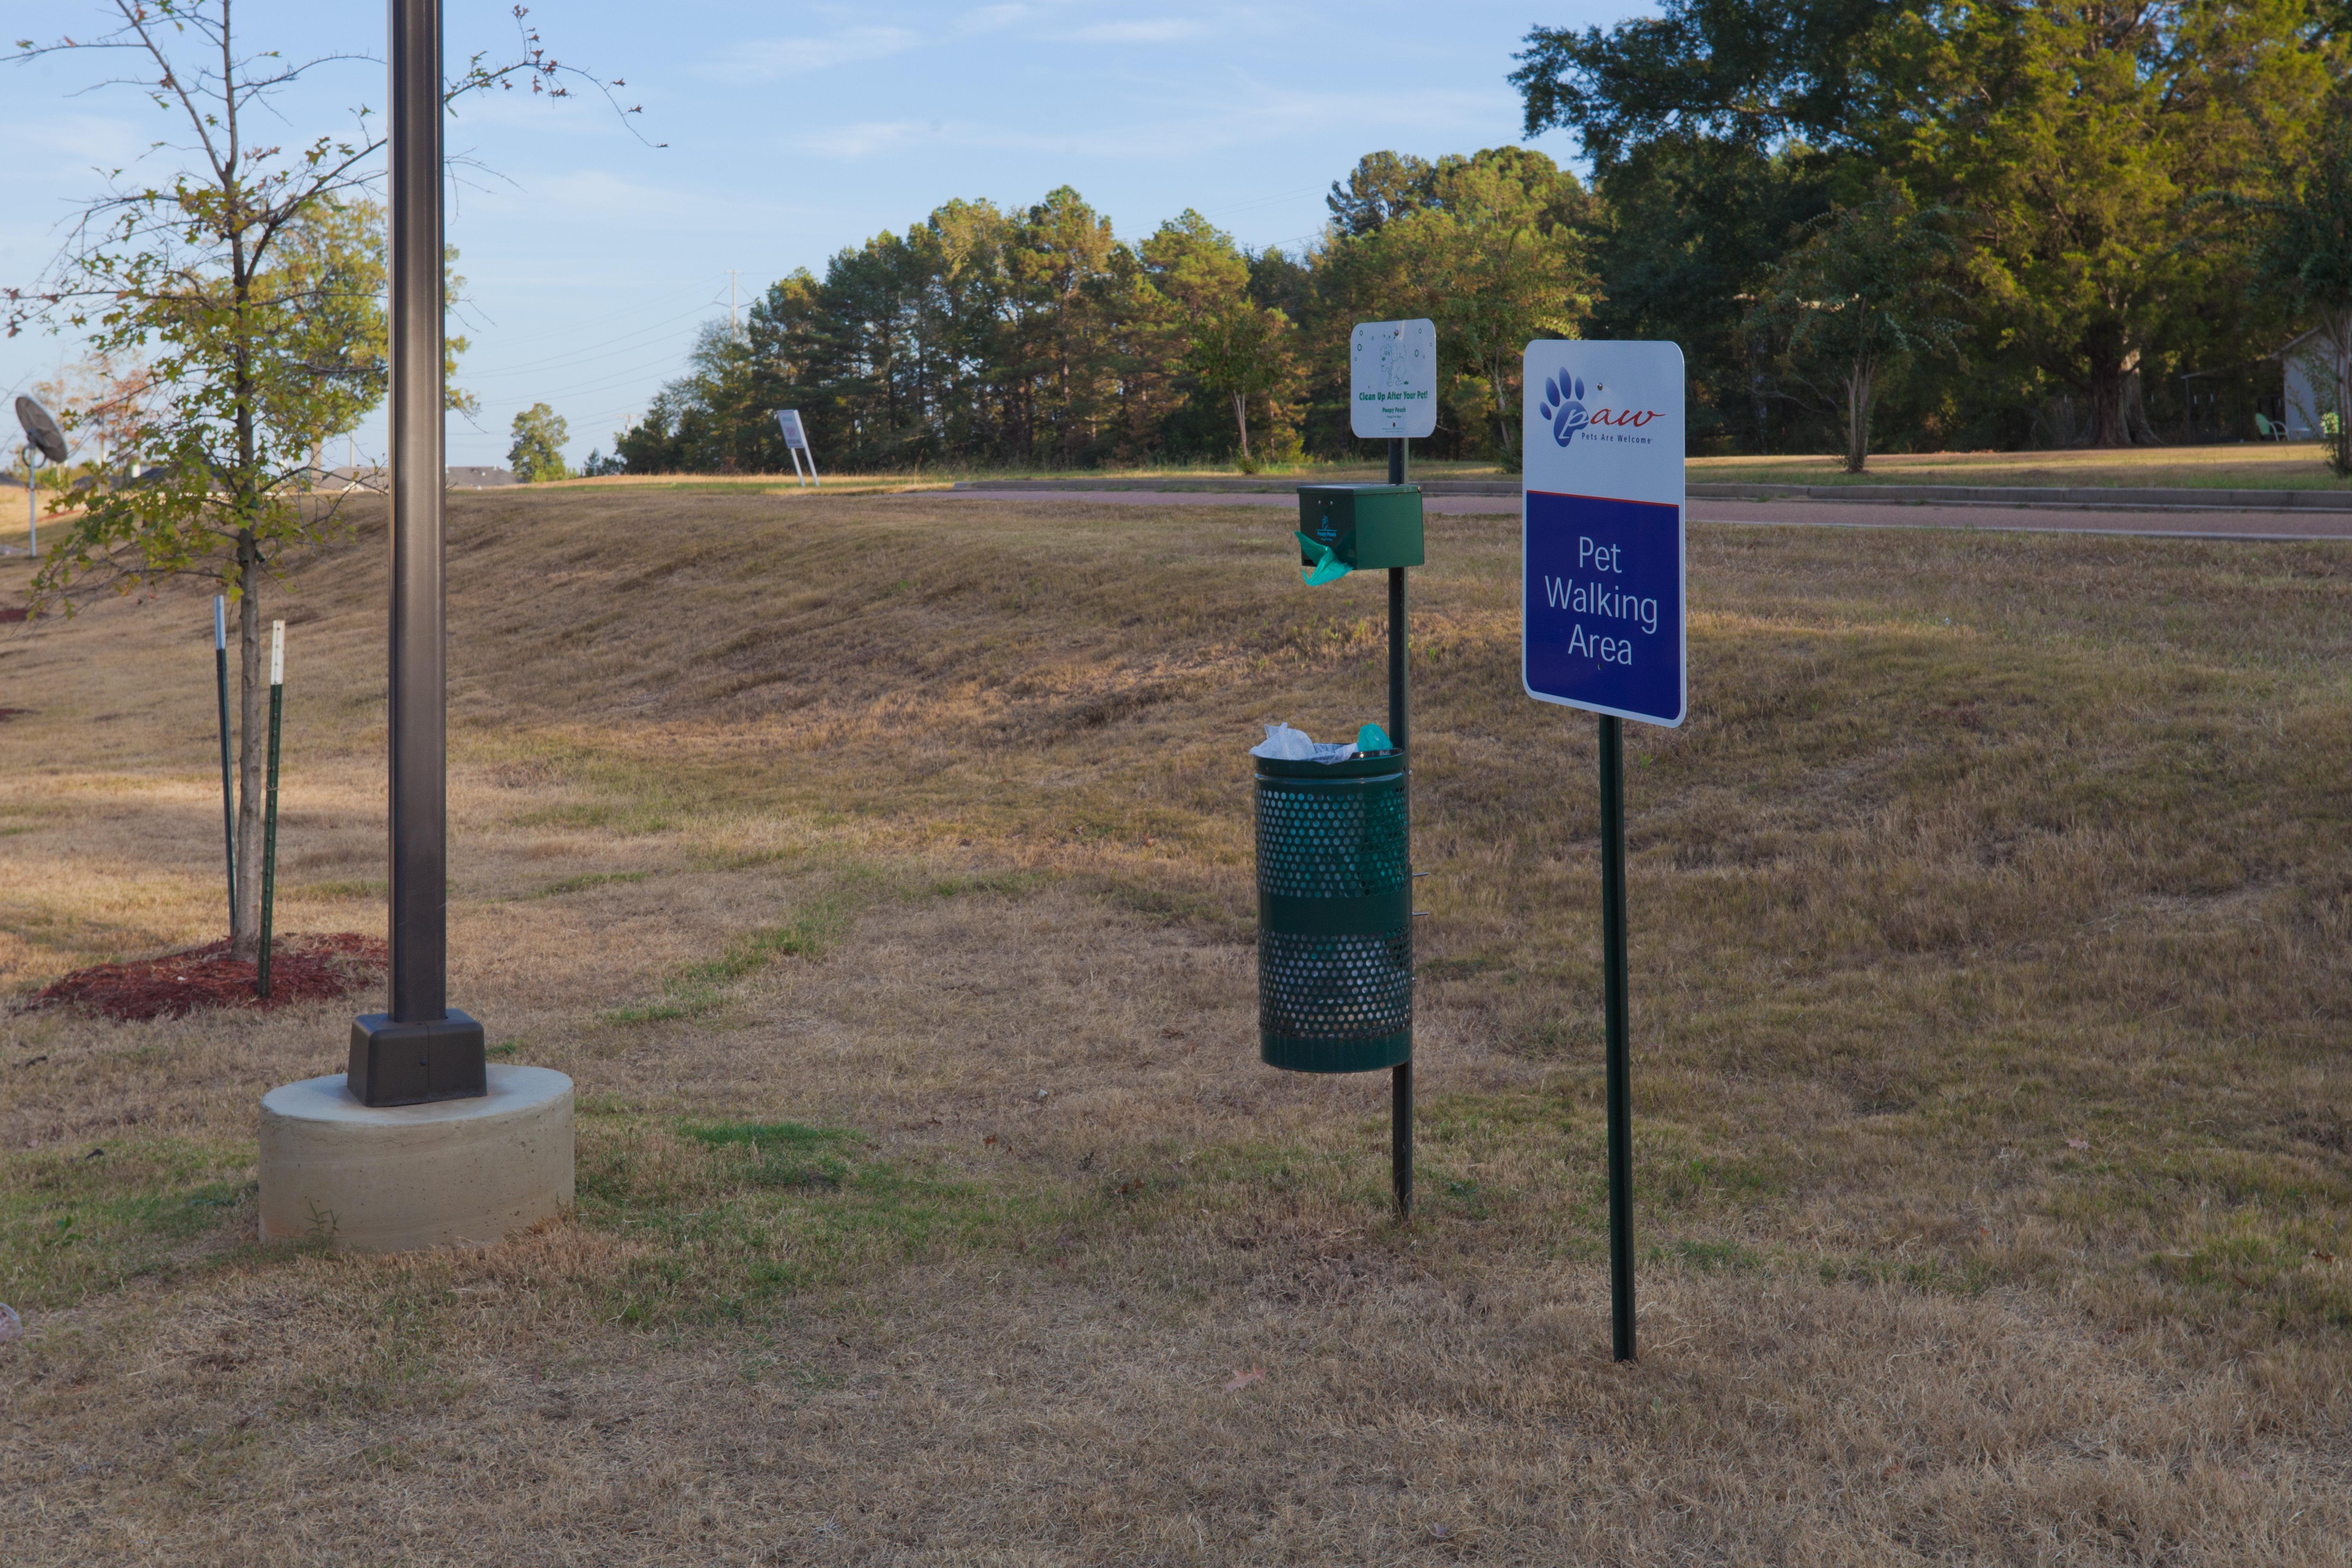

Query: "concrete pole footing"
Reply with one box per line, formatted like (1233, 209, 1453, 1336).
(259, 1065, 574, 1252)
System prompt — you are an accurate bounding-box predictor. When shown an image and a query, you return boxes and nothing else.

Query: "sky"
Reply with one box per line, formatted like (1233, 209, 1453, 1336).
(2, 1, 1624, 469)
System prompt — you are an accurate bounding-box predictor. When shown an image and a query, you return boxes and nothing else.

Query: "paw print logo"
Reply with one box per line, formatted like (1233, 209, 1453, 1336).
(1539, 372, 1590, 447)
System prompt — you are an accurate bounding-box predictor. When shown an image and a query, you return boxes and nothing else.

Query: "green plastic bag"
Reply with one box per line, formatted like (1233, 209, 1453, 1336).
(1293, 531, 1352, 586)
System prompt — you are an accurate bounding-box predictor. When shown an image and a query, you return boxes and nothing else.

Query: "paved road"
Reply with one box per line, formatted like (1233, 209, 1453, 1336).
(936, 488, 2352, 541)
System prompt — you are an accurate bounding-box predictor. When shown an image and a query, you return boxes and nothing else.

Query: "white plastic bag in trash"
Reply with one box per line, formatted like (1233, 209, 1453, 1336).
(1251, 722, 1358, 762)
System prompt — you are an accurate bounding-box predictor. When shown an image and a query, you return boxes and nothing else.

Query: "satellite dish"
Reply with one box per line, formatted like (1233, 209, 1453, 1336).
(15, 396, 67, 465)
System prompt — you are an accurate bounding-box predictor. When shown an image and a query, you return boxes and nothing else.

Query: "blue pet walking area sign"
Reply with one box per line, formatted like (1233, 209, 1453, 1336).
(1521, 341, 1686, 728)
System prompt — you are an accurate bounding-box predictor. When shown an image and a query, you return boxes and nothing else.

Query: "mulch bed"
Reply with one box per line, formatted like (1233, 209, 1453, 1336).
(31, 933, 386, 1022)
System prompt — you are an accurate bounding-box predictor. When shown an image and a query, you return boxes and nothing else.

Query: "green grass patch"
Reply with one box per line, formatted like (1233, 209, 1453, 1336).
(291, 878, 386, 900)
(1653, 1238, 1764, 1273)
(525, 870, 651, 899)
(575, 1118, 1061, 1327)
(509, 801, 675, 835)
(923, 869, 1049, 900)
(682, 1121, 861, 1190)
(0, 1139, 261, 1308)
(601, 899, 850, 1025)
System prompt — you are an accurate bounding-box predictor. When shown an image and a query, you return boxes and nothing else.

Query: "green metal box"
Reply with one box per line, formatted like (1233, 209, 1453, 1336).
(1298, 485, 1425, 572)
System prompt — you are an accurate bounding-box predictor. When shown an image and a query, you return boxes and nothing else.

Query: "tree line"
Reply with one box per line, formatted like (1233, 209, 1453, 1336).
(604, 149, 1592, 477)
(615, 0, 2352, 477)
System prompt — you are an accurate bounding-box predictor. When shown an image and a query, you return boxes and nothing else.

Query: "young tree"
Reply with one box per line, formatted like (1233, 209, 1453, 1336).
(5, 2, 633, 957)
(1186, 301, 1298, 463)
(1140, 211, 1298, 461)
(1753, 183, 1960, 472)
(507, 403, 571, 481)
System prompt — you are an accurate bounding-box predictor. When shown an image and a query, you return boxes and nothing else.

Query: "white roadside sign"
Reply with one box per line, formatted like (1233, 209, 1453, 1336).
(1350, 319, 1437, 439)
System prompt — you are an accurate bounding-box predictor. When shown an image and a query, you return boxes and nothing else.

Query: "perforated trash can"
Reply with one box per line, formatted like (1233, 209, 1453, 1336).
(1256, 748, 1412, 1073)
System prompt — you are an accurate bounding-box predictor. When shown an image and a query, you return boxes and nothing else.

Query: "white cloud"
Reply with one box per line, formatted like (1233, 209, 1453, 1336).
(0, 111, 167, 183)
(704, 25, 922, 82)
(958, 4, 1034, 32)
(790, 121, 939, 160)
(1071, 19, 1202, 43)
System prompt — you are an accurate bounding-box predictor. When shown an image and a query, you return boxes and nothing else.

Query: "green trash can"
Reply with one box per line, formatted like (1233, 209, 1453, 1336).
(1256, 747, 1412, 1073)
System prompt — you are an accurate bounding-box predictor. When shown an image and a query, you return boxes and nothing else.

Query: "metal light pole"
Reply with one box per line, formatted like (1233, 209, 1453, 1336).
(349, 0, 485, 1106)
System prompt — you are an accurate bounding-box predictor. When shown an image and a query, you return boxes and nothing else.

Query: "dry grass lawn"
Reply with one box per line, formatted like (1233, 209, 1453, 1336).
(2, 485, 2350, 1564)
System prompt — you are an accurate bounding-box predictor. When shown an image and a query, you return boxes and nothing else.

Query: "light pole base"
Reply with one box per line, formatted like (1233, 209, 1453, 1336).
(259, 1065, 573, 1253)
(349, 1007, 486, 1106)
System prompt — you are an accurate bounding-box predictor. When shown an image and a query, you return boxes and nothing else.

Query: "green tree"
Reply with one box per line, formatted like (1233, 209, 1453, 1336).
(1753, 183, 1962, 472)
(1185, 301, 1298, 463)
(1513, 0, 1897, 451)
(508, 403, 572, 482)
(1325, 152, 1440, 238)
(1330, 149, 1599, 461)
(5, 1, 621, 956)
(1903, 0, 2330, 446)
(258, 196, 388, 476)
(1140, 211, 1299, 461)
(2222, 100, 2352, 475)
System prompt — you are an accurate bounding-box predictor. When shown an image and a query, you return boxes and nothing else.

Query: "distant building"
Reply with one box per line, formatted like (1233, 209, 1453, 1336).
(446, 466, 516, 488)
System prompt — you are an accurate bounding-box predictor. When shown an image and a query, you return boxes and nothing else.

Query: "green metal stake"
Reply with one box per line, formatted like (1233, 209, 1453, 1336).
(214, 596, 237, 933)
(1598, 714, 1635, 1361)
(1388, 434, 1412, 1221)
(257, 620, 284, 999)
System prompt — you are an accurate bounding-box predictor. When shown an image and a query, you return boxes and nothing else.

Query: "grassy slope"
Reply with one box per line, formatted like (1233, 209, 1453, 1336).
(2, 488, 2349, 1564)
(537, 443, 2352, 493)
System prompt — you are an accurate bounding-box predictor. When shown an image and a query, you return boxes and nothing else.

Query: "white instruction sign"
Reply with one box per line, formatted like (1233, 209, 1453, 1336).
(1350, 319, 1437, 439)
(776, 409, 810, 450)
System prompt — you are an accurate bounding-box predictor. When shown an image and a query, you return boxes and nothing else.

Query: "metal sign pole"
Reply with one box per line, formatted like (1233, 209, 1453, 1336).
(351, 0, 485, 1105)
(1598, 713, 1633, 1361)
(1386, 434, 1412, 1219)
(259, 621, 285, 999)
(215, 596, 237, 931)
